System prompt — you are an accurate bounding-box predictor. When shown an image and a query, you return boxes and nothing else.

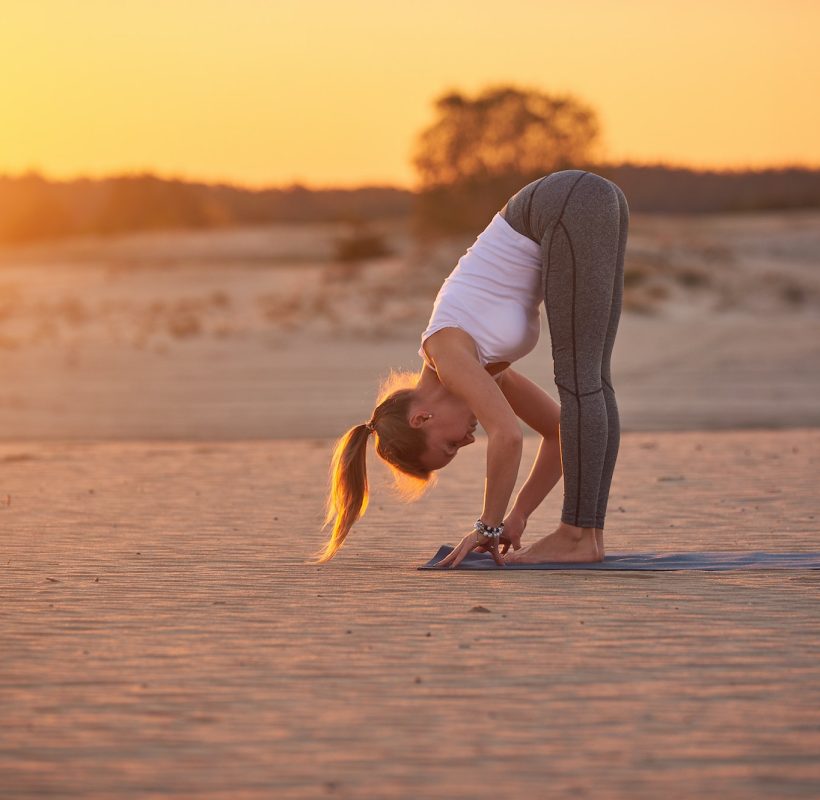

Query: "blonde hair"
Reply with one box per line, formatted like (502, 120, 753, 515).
(311, 369, 437, 563)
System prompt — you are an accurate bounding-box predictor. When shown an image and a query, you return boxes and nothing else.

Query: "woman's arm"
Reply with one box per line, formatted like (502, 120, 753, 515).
(498, 368, 562, 521)
(507, 434, 562, 521)
(482, 430, 524, 526)
(426, 329, 523, 528)
(497, 368, 560, 437)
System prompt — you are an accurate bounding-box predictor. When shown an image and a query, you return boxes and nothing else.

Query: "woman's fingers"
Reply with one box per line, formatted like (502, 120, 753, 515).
(447, 544, 474, 569)
(437, 537, 471, 568)
(436, 533, 506, 569)
(489, 543, 505, 567)
(436, 547, 460, 568)
(442, 542, 505, 569)
(444, 535, 479, 569)
(508, 533, 523, 551)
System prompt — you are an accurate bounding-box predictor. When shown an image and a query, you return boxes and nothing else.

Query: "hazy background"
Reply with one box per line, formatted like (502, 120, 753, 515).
(1, 0, 819, 440)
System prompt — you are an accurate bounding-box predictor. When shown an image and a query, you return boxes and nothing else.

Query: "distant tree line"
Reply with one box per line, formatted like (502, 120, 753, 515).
(597, 163, 820, 214)
(3, 84, 819, 245)
(1, 164, 818, 245)
(0, 173, 413, 245)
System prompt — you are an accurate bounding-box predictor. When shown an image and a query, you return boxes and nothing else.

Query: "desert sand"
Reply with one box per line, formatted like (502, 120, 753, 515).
(0, 211, 819, 440)
(1, 211, 819, 797)
(1, 430, 819, 798)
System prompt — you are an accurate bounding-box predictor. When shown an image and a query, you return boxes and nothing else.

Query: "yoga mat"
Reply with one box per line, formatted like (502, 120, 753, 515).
(420, 545, 820, 571)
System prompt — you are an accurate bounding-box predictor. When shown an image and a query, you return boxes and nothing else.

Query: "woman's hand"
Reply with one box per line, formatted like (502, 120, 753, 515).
(436, 529, 505, 569)
(476, 510, 527, 556)
(499, 509, 527, 554)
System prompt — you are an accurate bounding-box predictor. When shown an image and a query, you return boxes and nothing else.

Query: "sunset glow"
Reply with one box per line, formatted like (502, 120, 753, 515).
(1, 0, 818, 188)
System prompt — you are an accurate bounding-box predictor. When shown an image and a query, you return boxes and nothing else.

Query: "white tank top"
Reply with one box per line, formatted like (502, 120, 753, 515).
(419, 212, 543, 377)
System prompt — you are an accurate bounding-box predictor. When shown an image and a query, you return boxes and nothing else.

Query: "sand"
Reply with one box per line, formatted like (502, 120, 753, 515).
(1, 211, 819, 797)
(1, 430, 819, 798)
(0, 210, 819, 442)
(1, 309, 819, 440)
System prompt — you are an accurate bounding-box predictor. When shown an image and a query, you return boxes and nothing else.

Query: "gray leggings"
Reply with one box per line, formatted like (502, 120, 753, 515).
(500, 170, 629, 530)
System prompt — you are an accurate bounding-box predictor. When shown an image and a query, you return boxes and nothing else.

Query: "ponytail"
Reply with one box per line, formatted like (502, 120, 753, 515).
(312, 369, 436, 563)
(311, 423, 373, 563)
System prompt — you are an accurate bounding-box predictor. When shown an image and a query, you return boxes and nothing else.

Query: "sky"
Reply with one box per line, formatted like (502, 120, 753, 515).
(1, 0, 818, 189)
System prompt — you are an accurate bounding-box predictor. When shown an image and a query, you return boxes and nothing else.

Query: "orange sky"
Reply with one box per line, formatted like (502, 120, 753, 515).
(1, 0, 818, 189)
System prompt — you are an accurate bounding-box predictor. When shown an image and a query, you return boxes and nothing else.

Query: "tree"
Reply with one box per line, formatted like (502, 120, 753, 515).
(411, 84, 602, 234)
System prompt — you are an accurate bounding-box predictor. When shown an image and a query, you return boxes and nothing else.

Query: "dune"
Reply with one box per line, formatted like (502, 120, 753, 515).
(0, 209, 817, 440)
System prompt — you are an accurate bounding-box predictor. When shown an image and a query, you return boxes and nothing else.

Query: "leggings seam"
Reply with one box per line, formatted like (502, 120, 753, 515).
(543, 171, 590, 359)
(524, 176, 550, 241)
(559, 218, 583, 525)
(543, 171, 590, 527)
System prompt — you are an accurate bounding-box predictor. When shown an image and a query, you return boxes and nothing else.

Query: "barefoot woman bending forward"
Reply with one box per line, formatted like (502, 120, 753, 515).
(315, 170, 629, 568)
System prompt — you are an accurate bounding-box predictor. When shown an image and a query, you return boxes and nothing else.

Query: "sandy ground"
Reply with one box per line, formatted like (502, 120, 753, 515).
(1, 310, 819, 440)
(1, 212, 819, 797)
(0, 210, 819, 440)
(1, 429, 819, 798)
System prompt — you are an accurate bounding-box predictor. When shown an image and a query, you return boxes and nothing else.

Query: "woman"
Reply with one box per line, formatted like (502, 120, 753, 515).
(314, 169, 629, 568)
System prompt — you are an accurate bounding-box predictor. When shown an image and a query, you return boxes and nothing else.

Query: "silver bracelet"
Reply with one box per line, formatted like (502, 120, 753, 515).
(474, 518, 504, 540)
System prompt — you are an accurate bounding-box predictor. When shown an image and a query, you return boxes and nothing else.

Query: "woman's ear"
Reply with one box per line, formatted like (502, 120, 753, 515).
(408, 412, 432, 429)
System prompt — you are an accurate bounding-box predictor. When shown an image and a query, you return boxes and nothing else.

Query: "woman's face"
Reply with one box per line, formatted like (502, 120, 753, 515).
(411, 392, 478, 471)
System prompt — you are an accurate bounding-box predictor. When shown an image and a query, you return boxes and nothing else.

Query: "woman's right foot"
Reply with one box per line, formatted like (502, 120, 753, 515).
(595, 529, 605, 559)
(504, 524, 600, 565)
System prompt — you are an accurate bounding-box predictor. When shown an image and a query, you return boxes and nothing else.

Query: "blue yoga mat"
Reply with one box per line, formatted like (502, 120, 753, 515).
(420, 545, 820, 571)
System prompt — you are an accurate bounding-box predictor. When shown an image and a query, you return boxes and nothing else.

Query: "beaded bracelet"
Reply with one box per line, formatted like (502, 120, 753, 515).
(474, 518, 505, 540)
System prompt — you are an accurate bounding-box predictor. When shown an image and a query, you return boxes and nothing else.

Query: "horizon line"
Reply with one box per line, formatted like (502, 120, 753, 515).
(3, 158, 820, 193)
